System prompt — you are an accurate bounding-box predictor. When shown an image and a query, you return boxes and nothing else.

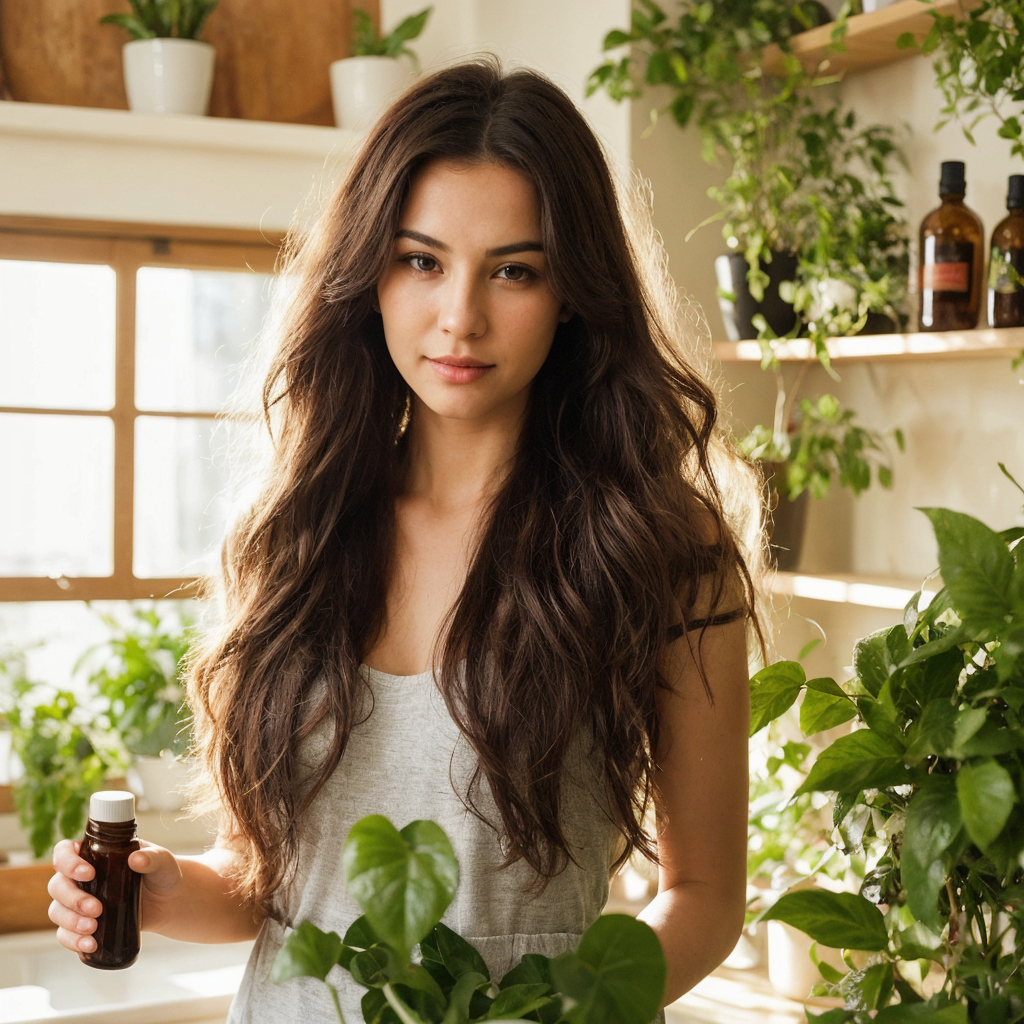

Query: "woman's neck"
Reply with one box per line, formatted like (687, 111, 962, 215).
(401, 407, 522, 512)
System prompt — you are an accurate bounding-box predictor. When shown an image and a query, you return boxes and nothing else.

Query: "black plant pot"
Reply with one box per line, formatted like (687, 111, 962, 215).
(715, 251, 799, 342)
(767, 464, 809, 572)
(860, 311, 898, 335)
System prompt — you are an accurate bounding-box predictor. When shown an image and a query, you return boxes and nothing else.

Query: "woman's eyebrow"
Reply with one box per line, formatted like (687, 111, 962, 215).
(395, 229, 544, 258)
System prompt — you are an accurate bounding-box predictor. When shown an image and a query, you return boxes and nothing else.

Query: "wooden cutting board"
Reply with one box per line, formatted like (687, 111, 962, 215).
(0, 0, 374, 124)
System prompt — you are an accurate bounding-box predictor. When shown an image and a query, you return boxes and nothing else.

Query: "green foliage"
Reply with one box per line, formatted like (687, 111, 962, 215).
(739, 394, 904, 501)
(0, 651, 120, 859)
(350, 7, 432, 68)
(906, 0, 1024, 162)
(77, 604, 194, 758)
(273, 814, 666, 1023)
(587, 0, 907, 305)
(749, 472, 1024, 1020)
(588, 0, 909, 502)
(98, 0, 219, 40)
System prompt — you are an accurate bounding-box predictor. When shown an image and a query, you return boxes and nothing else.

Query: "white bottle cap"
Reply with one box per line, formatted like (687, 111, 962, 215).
(89, 791, 136, 823)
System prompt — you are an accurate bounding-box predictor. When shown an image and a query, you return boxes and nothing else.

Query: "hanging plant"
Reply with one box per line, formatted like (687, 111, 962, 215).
(900, 0, 1024, 160)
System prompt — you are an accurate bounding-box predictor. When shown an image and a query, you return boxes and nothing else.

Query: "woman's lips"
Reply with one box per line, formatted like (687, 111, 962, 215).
(428, 357, 494, 384)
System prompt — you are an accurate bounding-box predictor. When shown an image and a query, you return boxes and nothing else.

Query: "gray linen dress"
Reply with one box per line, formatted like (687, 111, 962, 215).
(226, 663, 636, 1023)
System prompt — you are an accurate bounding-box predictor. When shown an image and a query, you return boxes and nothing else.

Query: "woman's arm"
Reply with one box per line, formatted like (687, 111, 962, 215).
(49, 836, 265, 953)
(637, 615, 751, 1007)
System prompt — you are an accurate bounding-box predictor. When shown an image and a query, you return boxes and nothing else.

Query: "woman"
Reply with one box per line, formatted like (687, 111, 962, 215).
(49, 58, 764, 1021)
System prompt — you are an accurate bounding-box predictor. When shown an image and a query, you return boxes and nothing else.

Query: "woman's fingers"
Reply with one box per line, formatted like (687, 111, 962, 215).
(52, 838, 93, 882)
(129, 840, 183, 897)
(54, 924, 97, 955)
(49, 841, 102, 953)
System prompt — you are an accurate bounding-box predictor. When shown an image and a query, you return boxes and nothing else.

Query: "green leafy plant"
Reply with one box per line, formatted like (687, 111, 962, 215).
(77, 604, 195, 759)
(740, 393, 904, 502)
(0, 649, 120, 859)
(589, 0, 842, 271)
(272, 814, 667, 1024)
(898, 0, 1024, 161)
(587, 0, 909, 504)
(746, 465, 1024, 1021)
(746, 639, 857, 908)
(98, 0, 220, 40)
(350, 7, 432, 68)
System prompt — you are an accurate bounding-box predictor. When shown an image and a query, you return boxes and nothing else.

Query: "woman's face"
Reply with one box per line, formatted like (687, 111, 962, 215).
(376, 158, 566, 433)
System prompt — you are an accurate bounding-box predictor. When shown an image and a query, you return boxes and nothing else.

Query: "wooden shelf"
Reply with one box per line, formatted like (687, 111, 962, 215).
(763, 0, 981, 77)
(713, 326, 1024, 363)
(772, 570, 937, 609)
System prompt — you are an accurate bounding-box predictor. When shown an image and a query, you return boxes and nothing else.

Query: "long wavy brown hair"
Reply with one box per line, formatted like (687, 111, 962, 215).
(187, 56, 766, 914)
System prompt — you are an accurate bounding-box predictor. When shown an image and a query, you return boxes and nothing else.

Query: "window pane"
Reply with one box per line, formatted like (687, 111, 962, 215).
(134, 416, 237, 578)
(0, 261, 116, 410)
(0, 414, 114, 576)
(135, 268, 274, 413)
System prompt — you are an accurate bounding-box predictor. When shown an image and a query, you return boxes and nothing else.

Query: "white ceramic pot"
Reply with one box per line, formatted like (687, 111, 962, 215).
(122, 38, 215, 116)
(860, 0, 899, 10)
(329, 55, 413, 132)
(127, 750, 188, 811)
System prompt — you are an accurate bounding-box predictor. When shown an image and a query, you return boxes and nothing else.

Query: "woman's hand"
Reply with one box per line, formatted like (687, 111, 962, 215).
(48, 837, 183, 954)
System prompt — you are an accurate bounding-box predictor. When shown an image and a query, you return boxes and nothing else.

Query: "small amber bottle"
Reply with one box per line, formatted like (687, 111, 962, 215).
(918, 160, 984, 331)
(988, 174, 1024, 328)
(78, 791, 142, 970)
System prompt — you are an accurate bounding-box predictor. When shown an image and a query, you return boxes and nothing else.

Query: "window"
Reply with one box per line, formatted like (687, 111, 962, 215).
(0, 217, 281, 603)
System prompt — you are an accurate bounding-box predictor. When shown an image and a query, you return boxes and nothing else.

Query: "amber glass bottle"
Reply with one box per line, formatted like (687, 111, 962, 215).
(918, 161, 984, 331)
(78, 791, 142, 970)
(988, 174, 1024, 328)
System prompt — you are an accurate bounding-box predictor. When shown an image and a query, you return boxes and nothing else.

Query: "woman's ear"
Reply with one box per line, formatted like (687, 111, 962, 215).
(372, 291, 381, 314)
(558, 305, 573, 323)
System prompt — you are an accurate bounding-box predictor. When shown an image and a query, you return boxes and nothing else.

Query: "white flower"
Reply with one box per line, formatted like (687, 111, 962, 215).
(807, 277, 858, 321)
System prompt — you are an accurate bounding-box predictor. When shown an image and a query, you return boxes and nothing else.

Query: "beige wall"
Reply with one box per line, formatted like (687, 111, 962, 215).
(382, 0, 632, 174)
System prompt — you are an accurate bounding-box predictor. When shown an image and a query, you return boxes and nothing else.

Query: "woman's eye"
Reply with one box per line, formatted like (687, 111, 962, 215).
(404, 254, 438, 273)
(496, 264, 534, 283)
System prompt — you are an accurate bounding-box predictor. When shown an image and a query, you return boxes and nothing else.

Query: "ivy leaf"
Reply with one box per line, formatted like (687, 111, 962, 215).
(271, 921, 343, 984)
(343, 816, 459, 965)
(858, 679, 905, 751)
(760, 890, 888, 951)
(428, 922, 490, 982)
(749, 661, 805, 736)
(853, 628, 894, 696)
(858, 961, 895, 1011)
(440, 971, 487, 1024)
(956, 759, 1015, 851)
(905, 699, 958, 762)
(500, 953, 554, 989)
(919, 508, 1016, 631)
(901, 775, 962, 931)
(797, 729, 908, 796)
(483, 983, 554, 1020)
(800, 677, 857, 735)
(549, 915, 665, 1024)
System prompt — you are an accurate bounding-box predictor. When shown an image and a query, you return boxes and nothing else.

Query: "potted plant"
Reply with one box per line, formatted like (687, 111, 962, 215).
(99, 0, 219, 115)
(748, 465, 1024, 1021)
(588, 0, 910, 565)
(272, 814, 667, 1024)
(329, 6, 432, 132)
(77, 604, 195, 811)
(0, 647, 121, 860)
(901, 0, 1024, 162)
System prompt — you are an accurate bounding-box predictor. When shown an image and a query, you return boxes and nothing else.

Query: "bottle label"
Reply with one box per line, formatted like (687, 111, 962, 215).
(922, 238, 972, 293)
(989, 245, 1024, 295)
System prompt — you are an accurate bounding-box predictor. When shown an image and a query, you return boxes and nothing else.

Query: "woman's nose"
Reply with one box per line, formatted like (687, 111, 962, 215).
(437, 275, 487, 339)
